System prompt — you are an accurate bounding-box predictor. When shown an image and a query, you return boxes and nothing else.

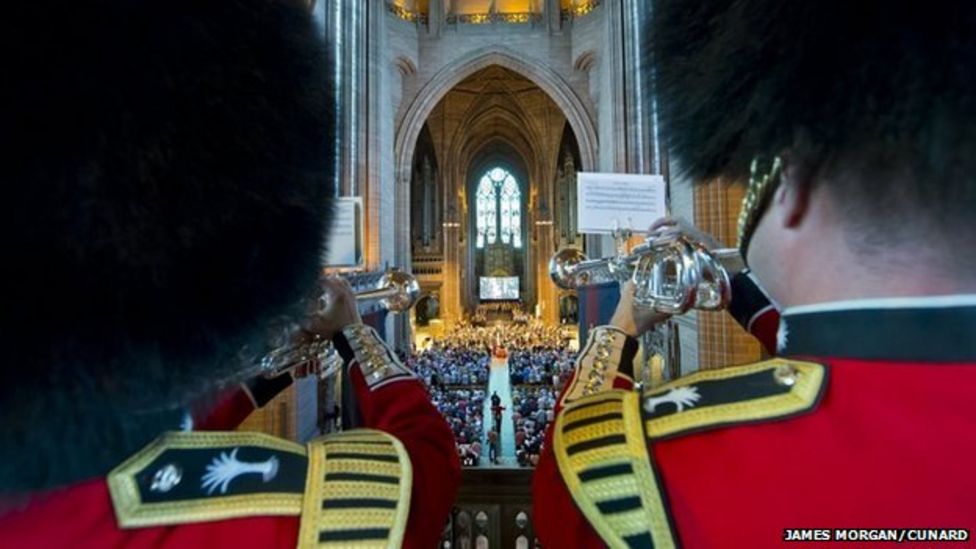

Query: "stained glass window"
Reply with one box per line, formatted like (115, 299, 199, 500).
(475, 167, 521, 249)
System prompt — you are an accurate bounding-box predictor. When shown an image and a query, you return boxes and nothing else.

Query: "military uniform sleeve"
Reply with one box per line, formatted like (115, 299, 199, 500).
(557, 326, 639, 409)
(535, 325, 638, 547)
(728, 270, 780, 354)
(191, 373, 294, 431)
(332, 324, 461, 549)
(533, 441, 608, 548)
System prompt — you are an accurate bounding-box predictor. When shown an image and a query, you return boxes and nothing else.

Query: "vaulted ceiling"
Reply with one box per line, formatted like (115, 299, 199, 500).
(424, 65, 568, 181)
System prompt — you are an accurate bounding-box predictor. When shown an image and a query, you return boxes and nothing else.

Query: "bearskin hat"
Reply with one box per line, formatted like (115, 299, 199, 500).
(654, 0, 976, 242)
(0, 0, 333, 491)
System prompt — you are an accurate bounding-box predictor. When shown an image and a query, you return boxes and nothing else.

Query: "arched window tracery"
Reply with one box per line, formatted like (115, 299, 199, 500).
(476, 167, 522, 249)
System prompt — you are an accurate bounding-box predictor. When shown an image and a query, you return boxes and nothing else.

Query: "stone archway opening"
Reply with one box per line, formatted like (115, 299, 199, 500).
(405, 63, 586, 324)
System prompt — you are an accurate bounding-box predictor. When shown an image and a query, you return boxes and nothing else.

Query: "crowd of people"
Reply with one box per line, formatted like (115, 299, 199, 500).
(509, 347, 576, 386)
(428, 387, 486, 467)
(403, 343, 490, 466)
(406, 346, 490, 386)
(474, 302, 522, 316)
(408, 319, 578, 467)
(431, 323, 509, 354)
(503, 322, 577, 466)
(508, 322, 571, 350)
(512, 386, 557, 467)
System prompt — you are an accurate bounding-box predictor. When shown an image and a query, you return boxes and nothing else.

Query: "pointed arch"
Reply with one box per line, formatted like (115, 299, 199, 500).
(395, 46, 597, 183)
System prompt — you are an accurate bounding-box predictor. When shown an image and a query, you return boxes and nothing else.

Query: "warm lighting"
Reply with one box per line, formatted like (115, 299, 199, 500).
(535, 220, 554, 226)
(563, 0, 601, 18)
(443, 222, 461, 228)
(388, 3, 418, 22)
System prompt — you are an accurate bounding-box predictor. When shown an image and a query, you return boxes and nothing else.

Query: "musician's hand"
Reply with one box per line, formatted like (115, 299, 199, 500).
(649, 216, 724, 250)
(609, 281, 670, 337)
(301, 276, 362, 341)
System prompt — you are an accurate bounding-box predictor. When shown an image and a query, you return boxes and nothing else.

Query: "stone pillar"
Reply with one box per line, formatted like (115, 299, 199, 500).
(428, 0, 444, 36)
(622, 0, 658, 174)
(443, 212, 462, 323)
(324, 0, 367, 198)
(535, 220, 558, 324)
(546, 0, 563, 34)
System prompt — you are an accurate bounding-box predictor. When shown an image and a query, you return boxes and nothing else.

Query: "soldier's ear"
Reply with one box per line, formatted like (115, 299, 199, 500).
(772, 160, 812, 231)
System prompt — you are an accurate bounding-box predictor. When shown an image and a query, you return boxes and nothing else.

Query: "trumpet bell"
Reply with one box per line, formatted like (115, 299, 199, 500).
(549, 248, 589, 290)
(690, 248, 733, 311)
(376, 269, 421, 313)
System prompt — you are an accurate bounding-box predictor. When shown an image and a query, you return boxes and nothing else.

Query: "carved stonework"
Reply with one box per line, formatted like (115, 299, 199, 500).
(556, 149, 579, 247)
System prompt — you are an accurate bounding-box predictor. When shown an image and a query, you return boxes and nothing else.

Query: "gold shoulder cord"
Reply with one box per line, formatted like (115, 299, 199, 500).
(298, 429, 412, 549)
(553, 390, 677, 549)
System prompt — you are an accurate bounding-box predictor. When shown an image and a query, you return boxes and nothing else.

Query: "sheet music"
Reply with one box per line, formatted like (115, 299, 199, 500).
(576, 172, 667, 234)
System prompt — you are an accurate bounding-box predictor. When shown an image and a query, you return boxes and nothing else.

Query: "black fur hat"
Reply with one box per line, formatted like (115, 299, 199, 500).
(654, 0, 976, 247)
(0, 0, 334, 491)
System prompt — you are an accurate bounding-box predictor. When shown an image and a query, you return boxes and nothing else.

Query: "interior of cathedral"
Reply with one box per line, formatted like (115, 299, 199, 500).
(7, 0, 973, 545)
(226, 2, 763, 546)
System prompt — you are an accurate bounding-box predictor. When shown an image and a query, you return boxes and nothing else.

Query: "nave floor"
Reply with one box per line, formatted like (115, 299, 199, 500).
(481, 356, 517, 467)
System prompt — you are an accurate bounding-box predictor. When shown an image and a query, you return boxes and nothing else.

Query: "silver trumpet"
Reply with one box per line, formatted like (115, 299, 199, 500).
(255, 269, 420, 379)
(548, 231, 744, 315)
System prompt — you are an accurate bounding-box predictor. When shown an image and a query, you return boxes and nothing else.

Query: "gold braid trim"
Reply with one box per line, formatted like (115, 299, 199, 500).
(554, 391, 677, 549)
(108, 432, 305, 529)
(737, 155, 783, 255)
(298, 429, 412, 549)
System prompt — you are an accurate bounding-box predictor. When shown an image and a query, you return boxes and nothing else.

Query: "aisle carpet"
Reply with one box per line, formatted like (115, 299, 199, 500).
(482, 356, 516, 465)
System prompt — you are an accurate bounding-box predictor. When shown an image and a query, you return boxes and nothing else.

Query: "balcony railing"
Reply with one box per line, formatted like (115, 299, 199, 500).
(445, 12, 544, 25)
(439, 469, 539, 547)
(412, 254, 444, 277)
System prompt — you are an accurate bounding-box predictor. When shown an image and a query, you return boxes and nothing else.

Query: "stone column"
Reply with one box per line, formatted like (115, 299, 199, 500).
(546, 0, 563, 34)
(324, 0, 367, 198)
(622, 0, 658, 174)
(428, 0, 444, 36)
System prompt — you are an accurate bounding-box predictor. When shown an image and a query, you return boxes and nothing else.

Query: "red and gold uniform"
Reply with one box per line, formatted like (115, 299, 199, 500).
(0, 325, 460, 548)
(533, 296, 976, 548)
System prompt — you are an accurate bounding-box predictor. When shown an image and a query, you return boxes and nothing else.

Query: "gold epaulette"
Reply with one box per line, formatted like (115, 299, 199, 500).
(553, 359, 826, 548)
(108, 429, 411, 548)
(642, 358, 826, 440)
(298, 430, 412, 548)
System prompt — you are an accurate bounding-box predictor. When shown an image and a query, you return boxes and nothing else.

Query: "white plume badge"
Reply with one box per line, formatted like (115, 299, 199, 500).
(201, 448, 280, 495)
(643, 386, 702, 414)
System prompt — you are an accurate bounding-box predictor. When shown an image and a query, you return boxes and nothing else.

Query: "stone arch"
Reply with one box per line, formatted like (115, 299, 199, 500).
(394, 55, 417, 77)
(395, 46, 597, 180)
(394, 47, 598, 266)
(574, 50, 597, 73)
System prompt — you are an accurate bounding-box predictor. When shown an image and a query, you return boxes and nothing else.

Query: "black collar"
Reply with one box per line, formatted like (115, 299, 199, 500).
(780, 297, 976, 363)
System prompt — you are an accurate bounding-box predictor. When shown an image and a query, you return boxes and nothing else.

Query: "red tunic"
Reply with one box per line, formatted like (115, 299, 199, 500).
(534, 300, 976, 547)
(0, 333, 460, 548)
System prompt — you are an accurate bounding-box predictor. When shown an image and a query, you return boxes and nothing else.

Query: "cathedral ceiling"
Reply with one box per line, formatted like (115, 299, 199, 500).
(425, 65, 568, 184)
